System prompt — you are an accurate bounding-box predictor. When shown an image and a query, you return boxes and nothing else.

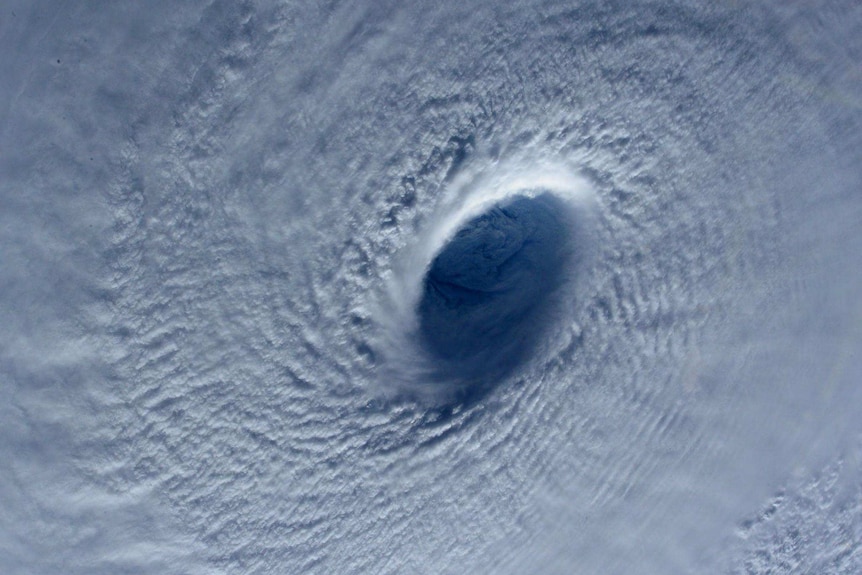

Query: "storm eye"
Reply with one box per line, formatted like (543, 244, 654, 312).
(417, 192, 574, 385)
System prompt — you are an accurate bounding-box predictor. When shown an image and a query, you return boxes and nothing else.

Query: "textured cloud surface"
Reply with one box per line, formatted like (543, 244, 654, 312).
(2, 1, 861, 574)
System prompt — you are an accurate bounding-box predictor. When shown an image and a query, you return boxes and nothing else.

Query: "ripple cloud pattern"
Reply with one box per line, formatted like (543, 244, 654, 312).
(1, 1, 861, 575)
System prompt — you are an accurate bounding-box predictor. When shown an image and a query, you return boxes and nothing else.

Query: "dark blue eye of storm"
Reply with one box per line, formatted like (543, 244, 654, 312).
(417, 192, 574, 385)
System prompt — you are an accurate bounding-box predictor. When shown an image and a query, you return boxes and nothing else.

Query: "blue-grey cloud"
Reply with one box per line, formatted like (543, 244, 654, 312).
(1, 1, 861, 574)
